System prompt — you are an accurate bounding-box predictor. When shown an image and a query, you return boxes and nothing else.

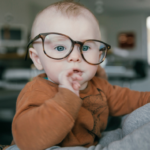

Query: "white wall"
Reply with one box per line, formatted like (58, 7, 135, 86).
(0, 0, 149, 61)
(0, 0, 30, 29)
(0, 0, 43, 35)
(96, 13, 148, 60)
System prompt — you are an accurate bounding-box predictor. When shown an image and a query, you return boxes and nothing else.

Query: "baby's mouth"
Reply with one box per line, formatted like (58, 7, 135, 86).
(73, 69, 82, 75)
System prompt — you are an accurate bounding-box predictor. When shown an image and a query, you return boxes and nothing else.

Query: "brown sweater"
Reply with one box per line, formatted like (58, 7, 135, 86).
(12, 73, 150, 150)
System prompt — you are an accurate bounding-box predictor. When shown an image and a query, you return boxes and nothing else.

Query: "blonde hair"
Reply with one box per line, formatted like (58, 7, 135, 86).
(50, 0, 86, 16)
(31, 0, 99, 38)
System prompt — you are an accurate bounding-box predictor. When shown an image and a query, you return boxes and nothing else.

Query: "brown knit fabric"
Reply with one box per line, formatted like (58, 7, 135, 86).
(11, 73, 150, 150)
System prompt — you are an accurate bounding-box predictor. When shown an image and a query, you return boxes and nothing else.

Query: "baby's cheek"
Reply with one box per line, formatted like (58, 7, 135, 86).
(90, 66, 98, 75)
(85, 67, 97, 81)
(45, 67, 60, 83)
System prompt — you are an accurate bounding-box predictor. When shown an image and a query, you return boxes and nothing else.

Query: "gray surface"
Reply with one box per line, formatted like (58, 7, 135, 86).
(5, 104, 150, 150)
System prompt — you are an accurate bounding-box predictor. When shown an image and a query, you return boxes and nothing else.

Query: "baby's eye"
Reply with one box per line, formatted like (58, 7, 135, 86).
(55, 46, 65, 51)
(82, 45, 90, 51)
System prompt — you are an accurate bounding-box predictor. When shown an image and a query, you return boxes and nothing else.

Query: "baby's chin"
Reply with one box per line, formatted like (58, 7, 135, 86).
(79, 81, 88, 90)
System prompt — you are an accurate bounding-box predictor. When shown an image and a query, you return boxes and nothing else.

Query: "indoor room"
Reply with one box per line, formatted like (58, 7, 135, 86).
(0, 0, 150, 146)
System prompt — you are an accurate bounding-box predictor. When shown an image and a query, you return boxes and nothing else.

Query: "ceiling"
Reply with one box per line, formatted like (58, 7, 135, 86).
(27, 0, 150, 15)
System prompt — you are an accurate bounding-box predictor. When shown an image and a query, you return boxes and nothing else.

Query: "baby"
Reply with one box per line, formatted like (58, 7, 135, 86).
(5, 1, 150, 150)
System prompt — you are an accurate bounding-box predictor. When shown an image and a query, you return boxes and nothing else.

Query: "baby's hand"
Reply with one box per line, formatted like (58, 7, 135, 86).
(58, 69, 82, 96)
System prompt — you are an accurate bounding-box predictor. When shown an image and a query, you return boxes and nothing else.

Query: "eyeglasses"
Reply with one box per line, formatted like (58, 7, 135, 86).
(25, 32, 111, 65)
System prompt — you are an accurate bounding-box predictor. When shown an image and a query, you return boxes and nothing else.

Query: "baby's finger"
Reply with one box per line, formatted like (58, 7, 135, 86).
(71, 73, 82, 81)
(72, 81, 80, 90)
(77, 72, 82, 76)
(66, 69, 74, 77)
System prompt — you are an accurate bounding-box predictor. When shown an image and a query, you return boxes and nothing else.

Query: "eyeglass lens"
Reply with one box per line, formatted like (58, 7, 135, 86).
(44, 34, 107, 64)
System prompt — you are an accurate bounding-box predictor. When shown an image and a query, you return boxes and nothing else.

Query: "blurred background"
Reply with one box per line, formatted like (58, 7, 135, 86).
(0, 0, 150, 145)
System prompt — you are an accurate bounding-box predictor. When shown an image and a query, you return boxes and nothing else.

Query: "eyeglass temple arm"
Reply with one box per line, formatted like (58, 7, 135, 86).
(99, 44, 111, 52)
(106, 44, 111, 50)
(25, 35, 40, 60)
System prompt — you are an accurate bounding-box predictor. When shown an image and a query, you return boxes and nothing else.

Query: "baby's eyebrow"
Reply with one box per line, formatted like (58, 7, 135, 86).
(32, 40, 43, 45)
(33, 41, 42, 44)
(48, 35, 69, 41)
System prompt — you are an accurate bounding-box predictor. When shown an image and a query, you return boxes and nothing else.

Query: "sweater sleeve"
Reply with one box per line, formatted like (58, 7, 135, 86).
(12, 87, 82, 150)
(101, 79, 150, 116)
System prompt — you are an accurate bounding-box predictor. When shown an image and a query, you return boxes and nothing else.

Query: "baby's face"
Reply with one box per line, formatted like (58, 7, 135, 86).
(32, 10, 101, 90)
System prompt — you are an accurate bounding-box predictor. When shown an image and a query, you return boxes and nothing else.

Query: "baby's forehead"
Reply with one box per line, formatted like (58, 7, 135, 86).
(31, 6, 100, 39)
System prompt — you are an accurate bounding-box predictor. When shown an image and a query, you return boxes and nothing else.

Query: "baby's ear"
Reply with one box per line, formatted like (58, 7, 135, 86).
(29, 48, 43, 70)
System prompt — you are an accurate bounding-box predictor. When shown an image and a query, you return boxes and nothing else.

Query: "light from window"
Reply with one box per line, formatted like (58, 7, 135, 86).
(146, 16, 150, 65)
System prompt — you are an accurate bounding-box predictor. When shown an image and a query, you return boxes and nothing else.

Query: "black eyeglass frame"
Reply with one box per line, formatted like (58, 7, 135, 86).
(25, 32, 111, 65)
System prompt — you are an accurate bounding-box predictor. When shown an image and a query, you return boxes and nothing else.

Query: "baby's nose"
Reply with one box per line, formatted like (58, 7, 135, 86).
(67, 45, 82, 62)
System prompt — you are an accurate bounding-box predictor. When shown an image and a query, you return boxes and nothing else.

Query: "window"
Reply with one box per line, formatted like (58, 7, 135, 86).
(146, 16, 150, 65)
